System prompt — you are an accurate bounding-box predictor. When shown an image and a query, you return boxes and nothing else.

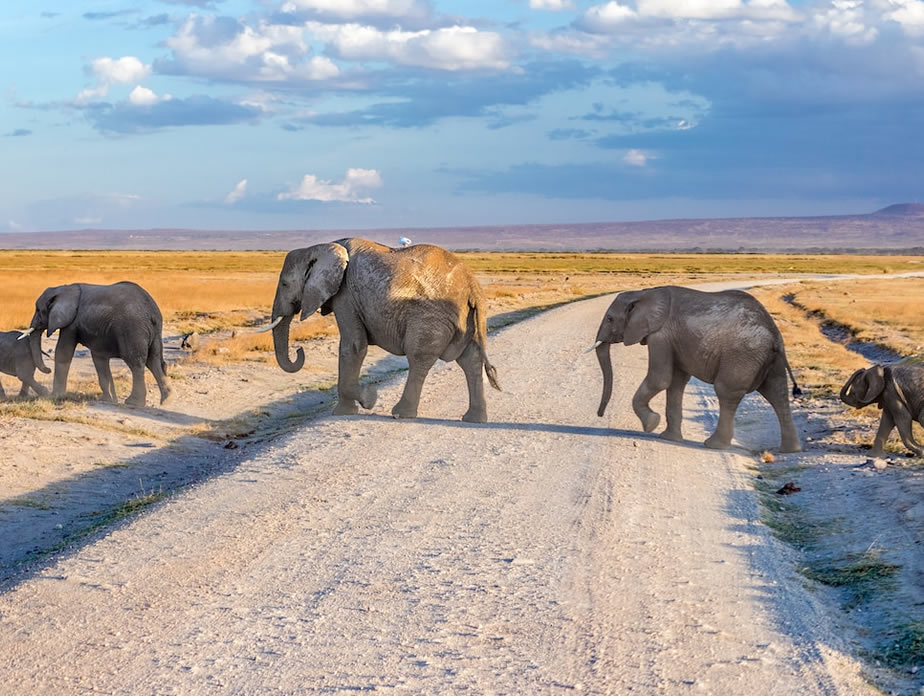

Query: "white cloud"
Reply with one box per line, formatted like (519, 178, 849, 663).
(167, 16, 340, 83)
(278, 168, 383, 203)
(813, 0, 878, 44)
(581, 2, 637, 32)
(7, 220, 24, 232)
(281, 0, 423, 19)
(75, 56, 152, 105)
(530, 30, 613, 57)
(885, 0, 924, 35)
(307, 23, 511, 71)
(225, 179, 248, 204)
(580, 0, 796, 32)
(623, 149, 651, 166)
(128, 85, 172, 106)
(530, 0, 576, 10)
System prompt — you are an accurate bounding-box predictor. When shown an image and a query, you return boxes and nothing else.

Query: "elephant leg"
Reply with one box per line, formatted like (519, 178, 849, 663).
(124, 360, 147, 407)
(660, 369, 690, 442)
(92, 354, 117, 403)
(457, 341, 487, 424)
(392, 352, 439, 419)
(23, 374, 48, 397)
(705, 382, 745, 450)
(333, 336, 372, 416)
(52, 334, 77, 399)
(632, 371, 671, 434)
(869, 410, 895, 457)
(890, 405, 923, 456)
(146, 352, 172, 405)
(0, 380, 6, 399)
(757, 368, 801, 453)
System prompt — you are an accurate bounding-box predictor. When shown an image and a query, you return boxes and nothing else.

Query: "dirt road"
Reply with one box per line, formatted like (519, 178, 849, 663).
(0, 291, 873, 694)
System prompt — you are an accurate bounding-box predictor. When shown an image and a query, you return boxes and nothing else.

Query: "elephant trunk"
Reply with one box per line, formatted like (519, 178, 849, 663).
(28, 318, 50, 374)
(596, 341, 613, 417)
(272, 313, 305, 373)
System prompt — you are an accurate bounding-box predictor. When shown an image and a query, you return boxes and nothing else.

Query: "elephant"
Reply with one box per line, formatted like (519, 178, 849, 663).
(22, 282, 171, 407)
(265, 238, 500, 422)
(0, 330, 50, 398)
(592, 286, 802, 452)
(839, 364, 924, 457)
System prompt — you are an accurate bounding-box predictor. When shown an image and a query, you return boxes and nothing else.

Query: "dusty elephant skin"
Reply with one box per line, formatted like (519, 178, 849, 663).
(269, 238, 500, 422)
(28, 282, 172, 407)
(840, 364, 924, 456)
(593, 285, 802, 452)
(0, 330, 50, 398)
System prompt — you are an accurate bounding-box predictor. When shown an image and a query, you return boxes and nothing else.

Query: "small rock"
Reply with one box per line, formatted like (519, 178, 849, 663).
(633, 441, 639, 448)
(776, 482, 801, 495)
(224, 441, 239, 449)
(872, 458, 888, 470)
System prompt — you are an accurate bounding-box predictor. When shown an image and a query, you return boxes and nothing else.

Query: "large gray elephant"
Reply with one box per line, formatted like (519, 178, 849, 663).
(0, 330, 50, 398)
(592, 286, 802, 452)
(265, 238, 500, 422)
(840, 364, 924, 457)
(22, 282, 171, 407)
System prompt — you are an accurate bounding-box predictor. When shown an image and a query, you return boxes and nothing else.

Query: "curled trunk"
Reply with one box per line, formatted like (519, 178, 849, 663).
(29, 327, 50, 374)
(272, 314, 305, 373)
(596, 341, 612, 417)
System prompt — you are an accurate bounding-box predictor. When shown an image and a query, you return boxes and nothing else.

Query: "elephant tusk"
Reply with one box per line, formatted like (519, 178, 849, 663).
(255, 316, 285, 334)
(17, 327, 34, 341)
(584, 340, 603, 353)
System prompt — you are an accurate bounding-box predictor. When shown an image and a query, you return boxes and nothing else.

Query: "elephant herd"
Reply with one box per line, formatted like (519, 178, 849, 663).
(2, 237, 922, 456)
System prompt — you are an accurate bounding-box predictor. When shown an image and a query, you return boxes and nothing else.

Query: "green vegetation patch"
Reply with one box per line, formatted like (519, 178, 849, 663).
(876, 622, 924, 669)
(801, 552, 901, 609)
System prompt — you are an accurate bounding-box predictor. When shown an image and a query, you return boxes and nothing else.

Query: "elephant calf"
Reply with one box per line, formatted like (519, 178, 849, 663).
(0, 330, 50, 398)
(840, 364, 924, 457)
(22, 282, 171, 407)
(592, 286, 802, 452)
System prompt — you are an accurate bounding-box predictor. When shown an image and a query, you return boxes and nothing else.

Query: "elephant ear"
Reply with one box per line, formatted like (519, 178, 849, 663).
(623, 287, 671, 346)
(47, 285, 81, 336)
(839, 368, 866, 406)
(300, 243, 350, 320)
(857, 365, 886, 405)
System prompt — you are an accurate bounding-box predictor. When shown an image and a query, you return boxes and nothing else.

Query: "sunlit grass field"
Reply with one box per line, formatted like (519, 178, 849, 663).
(0, 249, 920, 370)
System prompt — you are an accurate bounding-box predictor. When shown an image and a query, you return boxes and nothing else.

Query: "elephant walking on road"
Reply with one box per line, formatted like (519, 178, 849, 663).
(0, 330, 50, 398)
(23, 282, 171, 407)
(840, 364, 924, 457)
(265, 238, 500, 423)
(592, 286, 802, 452)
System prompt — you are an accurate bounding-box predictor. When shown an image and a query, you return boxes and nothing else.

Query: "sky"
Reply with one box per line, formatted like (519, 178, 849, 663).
(2, 0, 924, 232)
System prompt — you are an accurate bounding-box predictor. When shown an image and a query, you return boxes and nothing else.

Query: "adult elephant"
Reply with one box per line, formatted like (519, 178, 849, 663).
(265, 238, 500, 422)
(591, 286, 802, 452)
(21, 282, 171, 407)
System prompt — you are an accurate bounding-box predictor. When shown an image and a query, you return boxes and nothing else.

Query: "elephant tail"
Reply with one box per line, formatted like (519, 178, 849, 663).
(782, 348, 802, 398)
(472, 296, 501, 392)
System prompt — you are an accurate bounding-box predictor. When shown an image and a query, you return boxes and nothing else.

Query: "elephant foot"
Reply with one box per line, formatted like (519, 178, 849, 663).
(333, 400, 359, 416)
(391, 401, 418, 419)
(462, 408, 487, 424)
(659, 429, 684, 443)
(159, 388, 173, 405)
(638, 410, 660, 433)
(780, 440, 802, 454)
(704, 433, 732, 450)
(359, 384, 378, 410)
(125, 396, 146, 408)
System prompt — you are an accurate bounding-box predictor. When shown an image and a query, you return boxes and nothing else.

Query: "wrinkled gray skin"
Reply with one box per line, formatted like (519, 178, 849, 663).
(0, 330, 50, 398)
(29, 282, 171, 407)
(594, 286, 802, 452)
(271, 238, 500, 422)
(840, 364, 924, 456)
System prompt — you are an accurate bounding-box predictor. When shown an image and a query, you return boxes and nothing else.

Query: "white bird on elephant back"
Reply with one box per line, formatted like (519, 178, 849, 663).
(260, 238, 500, 423)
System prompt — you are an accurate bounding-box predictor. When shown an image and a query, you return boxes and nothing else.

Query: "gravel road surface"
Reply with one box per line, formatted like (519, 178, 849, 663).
(0, 290, 872, 694)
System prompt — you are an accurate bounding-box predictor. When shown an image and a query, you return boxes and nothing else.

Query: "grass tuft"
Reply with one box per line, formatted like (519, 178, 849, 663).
(801, 552, 901, 609)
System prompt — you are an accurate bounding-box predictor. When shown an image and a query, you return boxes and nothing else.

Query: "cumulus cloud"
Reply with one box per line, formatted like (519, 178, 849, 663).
(128, 85, 172, 106)
(281, 0, 426, 20)
(623, 148, 651, 166)
(225, 179, 248, 204)
(277, 168, 383, 203)
(581, 2, 637, 32)
(530, 0, 576, 10)
(162, 15, 340, 82)
(307, 23, 512, 71)
(812, 0, 878, 44)
(883, 0, 924, 35)
(76, 56, 152, 104)
(579, 0, 797, 33)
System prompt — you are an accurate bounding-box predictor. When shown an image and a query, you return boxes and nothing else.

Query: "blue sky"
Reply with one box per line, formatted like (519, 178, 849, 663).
(2, 0, 923, 232)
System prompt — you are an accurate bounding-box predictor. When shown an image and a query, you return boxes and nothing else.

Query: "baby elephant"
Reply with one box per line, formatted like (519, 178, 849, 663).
(0, 330, 50, 398)
(840, 364, 924, 456)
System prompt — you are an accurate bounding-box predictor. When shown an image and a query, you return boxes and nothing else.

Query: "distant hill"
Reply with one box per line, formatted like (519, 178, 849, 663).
(872, 203, 924, 217)
(1, 207, 922, 252)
